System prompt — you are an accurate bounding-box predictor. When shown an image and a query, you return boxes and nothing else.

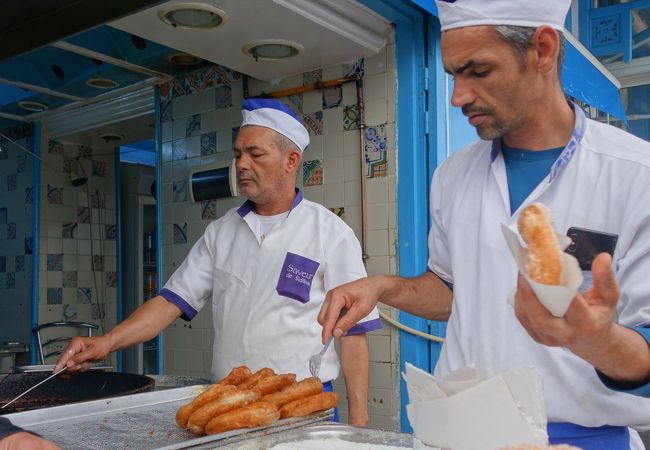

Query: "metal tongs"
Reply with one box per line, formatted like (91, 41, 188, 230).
(1, 366, 69, 410)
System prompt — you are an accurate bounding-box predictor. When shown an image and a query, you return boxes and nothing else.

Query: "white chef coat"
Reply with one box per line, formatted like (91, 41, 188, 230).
(161, 190, 381, 383)
(428, 105, 650, 432)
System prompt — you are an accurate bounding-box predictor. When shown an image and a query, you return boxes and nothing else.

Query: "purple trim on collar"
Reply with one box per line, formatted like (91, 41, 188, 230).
(236, 189, 304, 218)
(490, 103, 586, 181)
(159, 288, 197, 321)
(237, 200, 255, 217)
(345, 318, 382, 335)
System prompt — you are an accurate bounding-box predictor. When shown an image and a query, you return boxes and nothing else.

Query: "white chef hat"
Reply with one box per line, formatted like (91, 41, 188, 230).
(241, 98, 310, 152)
(435, 0, 571, 32)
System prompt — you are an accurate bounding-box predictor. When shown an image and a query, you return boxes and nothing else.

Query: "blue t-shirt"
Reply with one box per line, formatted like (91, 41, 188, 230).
(501, 144, 563, 213)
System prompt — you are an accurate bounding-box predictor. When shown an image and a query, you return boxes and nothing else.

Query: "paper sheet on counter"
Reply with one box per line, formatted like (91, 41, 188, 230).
(501, 224, 583, 317)
(404, 363, 548, 450)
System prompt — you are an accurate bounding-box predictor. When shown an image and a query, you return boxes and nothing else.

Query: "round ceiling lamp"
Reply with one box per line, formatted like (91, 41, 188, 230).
(98, 133, 124, 143)
(18, 101, 48, 112)
(86, 77, 119, 89)
(167, 52, 203, 67)
(242, 39, 303, 61)
(158, 3, 228, 29)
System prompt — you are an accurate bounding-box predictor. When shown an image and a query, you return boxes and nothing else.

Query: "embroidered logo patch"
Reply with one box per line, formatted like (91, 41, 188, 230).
(276, 252, 320, 303)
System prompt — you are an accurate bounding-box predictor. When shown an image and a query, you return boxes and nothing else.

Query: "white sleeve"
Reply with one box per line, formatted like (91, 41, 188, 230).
(324, 224, 381, 334)
(428, 168, 453, 284)
(160, 223, 216, 320)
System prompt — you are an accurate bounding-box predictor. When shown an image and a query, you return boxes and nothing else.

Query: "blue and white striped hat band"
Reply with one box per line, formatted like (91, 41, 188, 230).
(241, 98, 310, 152)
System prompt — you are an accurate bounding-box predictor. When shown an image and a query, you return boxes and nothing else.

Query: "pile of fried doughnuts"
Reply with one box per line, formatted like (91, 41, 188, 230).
(517, 203, 563, 286)
(175, 365, 339, 436)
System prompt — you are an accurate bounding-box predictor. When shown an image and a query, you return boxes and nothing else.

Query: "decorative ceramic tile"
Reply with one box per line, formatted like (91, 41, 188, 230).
(25, 237, 32, 255)
(62, 157, 73, 174)
(63, 271, 77, 288)
(344, 58, 365, 78)
(16, 154, 26, 173)
(77, 207, 91, 224)
(302, 112, 323, 136)
(201, 200, 217, 220)
(0, 256, 5, 272)
(62, 222, 77, 239)
(365, 124, 388, 178)
(47, 287, 63, 304)
(47, 184, 63, 204)
(343, 104, 361, 131)
(186, 114, 201, 137)
(173, 223, 188, 244)
(7, 174, 16, 191)
(172, 139, 187, 160)
(6, 273, 15, 289)
(25, 187, 33, 204)
(182, 70, 203, 94)
(169, 78, 186, 99)
(287, 94, 303, 115)
(105, 271, 117, 287)
(105, 225, 116, 240)
(7, 222, 16, 240)
(303, 160, 324, 186)
(322, 87, 343, 110)
(330, 207, 345, 220)
(47, 254, 63, 271)
(214, 85, 232, 109)
(48, 140, 64, 155)
(159, 82, 172, 102)
(90, 190, 105, 208)
(92, 255, 104, 272)
(231, 127, 240, 145)
(201, 65, 240, 90)
(173, 179, 188, 203)
(303, 69, 323, 85)
(161, 100, 173, 123)
(0, 138, 7, 160)
(92, 160, 106, 177)
(77, 287, 92, 304)
(63, 304, 77, 321)
(78, 145, 92, 157)
(200, 132, 217, 156)
(91, 303, 106, 320)
(0, 208, 6, 224)
(15, 256, 24, 273)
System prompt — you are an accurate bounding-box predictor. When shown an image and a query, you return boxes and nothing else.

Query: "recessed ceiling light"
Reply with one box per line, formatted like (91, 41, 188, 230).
(98, 133, 124, 143)
(158, 3, 228, 30)
(242, 40, 304, 61)
(86, 77, 119, 89)
(167, 52, 203, 67)
(18, 101, 48, 112)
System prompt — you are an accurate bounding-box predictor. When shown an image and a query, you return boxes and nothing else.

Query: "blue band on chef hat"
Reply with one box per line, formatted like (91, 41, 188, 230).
(241, 98, 310, 152)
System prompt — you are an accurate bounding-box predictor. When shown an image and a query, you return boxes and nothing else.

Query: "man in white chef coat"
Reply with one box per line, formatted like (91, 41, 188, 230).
(318, 1, 650, 448)
(55, 98, 381, 426)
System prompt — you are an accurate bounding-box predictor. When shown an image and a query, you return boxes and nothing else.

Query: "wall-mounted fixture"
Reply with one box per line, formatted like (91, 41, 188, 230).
(189, 159, 237, 202)
(18, 101, 48, 112)
(158, 3, 228, 30)
(242, 39, 303, 61)
(70, 158, 88, 187)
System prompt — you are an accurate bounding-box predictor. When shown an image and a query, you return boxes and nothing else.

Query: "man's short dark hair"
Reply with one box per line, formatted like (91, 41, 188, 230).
(494, 25, 566, 77)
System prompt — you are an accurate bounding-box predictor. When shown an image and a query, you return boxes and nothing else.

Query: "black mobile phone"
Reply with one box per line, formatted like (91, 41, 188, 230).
(565, 227, 618, 271)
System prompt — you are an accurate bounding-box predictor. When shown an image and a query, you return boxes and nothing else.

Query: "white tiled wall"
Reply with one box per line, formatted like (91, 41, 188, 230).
(158, 36, 400, 429)
(37, 137, 118, 366)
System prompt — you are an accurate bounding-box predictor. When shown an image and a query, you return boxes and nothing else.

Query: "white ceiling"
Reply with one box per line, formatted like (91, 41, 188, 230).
(109, 0, 392, 82)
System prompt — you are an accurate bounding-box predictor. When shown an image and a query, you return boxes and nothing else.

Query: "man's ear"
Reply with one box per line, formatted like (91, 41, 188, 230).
(286, 150, 302, 173)
(531, 25, 560, 75)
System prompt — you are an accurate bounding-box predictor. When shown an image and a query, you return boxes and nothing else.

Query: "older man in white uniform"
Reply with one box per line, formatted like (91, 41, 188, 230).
(318, 1, 650, 448)
(56, 98, 381, 426)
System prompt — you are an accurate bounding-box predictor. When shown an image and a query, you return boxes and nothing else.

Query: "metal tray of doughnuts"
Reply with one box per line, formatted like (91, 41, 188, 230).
(3, 385, 334, 449)
(217, 423, 416, 449)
